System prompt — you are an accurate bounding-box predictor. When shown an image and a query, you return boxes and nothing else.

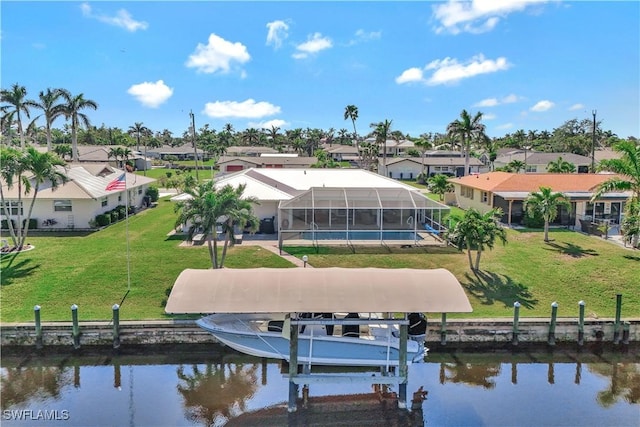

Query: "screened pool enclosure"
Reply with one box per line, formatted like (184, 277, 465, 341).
(277, 187, 450, 245)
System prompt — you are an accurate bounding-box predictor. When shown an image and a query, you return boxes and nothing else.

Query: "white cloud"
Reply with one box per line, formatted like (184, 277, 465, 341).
(474, 93, 520, 107)
(292, 33, 332, 59)
(186, 34, 250, 74)
(249, 119, 290, 129)
(203, 99, 281, 119)
(397, 54, 510, 86)
(569, 103, 585, 111)
(483, 113, 497, 120)
(348, 29, 382, 45)
(474, 98, 499, 107)
(496, 122, 513, 130)
(395, 67, 424, 84)
(530, 100, 554, 112)
(80, 2, 148, 32)
(266, 20, 289, 49)
(432, 0, 547, 35)
(127, 80, 173, 108)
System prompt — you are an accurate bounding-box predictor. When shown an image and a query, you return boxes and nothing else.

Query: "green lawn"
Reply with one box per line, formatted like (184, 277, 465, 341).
(2, 197, 638, 322)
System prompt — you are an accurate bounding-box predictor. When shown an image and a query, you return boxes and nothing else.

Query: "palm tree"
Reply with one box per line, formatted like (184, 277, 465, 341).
(32, 88, 69, 152)
(19, 147, 68, 248)
(507, 160, 525, 173)
(61, 92, 98, 162)
(371, 119, 392, 176)
(0, 146, 67, 249)
(0, 146, 22, 247)
(546, 156, 576, 173)
(337, 128, 350, 145)
(53, 144, 72, 161)
(128, 122, 151, 151)
(447, 110, 486, 176)
(427, 174, 454, 201)
(344, 105, 360, 162)
(525, 187, 571, 242)
(1, 83, 37, 149)
(242, 128, 261, 146)
(218, 184, 260, 267)
(174, 181, 259, 269)
(446, 208, 507, 271)
(593, 140, 640, 247)
(414, 133, 433, 180)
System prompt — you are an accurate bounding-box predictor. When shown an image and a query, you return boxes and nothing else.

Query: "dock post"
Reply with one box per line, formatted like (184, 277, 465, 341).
(112, 304, 121, 349)
(71, 304, 80, 349)
(548, 302, 558, 346)
(512, 302, 520, 345)
(613, 294, 622, 344)
(440, 313, 447, 345)
(288, 316, 299, 413)
(577, 301, 585, 346)
(398, 321, 408, 409)
(34, 305, 43, 349)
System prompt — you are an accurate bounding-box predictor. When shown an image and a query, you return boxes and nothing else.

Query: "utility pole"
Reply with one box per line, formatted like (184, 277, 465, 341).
(190, 110, 200, 182)
(591, 110, 597, 173)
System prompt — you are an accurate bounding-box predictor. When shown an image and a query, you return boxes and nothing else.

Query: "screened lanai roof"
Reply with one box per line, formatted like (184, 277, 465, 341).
(278, 187, 449, 210)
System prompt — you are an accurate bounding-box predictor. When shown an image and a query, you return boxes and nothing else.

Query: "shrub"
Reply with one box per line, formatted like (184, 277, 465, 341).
(95, 214, 111, 227)
(523, 210, 545, 228)
(22, 218, 38, 229)
(146, 186, 159, 202)
(1, 219, 16, 230)
(110, 210, 119, 223)
(116, 205, 127, 220)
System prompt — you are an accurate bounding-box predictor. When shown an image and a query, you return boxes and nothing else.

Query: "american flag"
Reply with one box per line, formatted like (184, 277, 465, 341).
(105, 174, 126, 191)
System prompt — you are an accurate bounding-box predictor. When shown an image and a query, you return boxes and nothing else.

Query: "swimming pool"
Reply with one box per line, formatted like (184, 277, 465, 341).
(301, 230, 423, 241)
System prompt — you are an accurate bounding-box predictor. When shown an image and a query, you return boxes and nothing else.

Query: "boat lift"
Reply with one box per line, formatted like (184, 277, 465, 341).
(165, 267, 472, 412)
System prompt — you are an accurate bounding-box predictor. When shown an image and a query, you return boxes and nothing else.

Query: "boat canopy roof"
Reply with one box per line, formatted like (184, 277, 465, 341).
(165, 268, 472, 314)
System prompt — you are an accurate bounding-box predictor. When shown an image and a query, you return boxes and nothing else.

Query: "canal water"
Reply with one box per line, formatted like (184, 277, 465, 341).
(1, 345, 638, 426)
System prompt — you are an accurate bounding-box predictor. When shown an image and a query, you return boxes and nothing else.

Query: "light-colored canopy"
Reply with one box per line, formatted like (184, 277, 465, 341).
(165, 268, 472, 314)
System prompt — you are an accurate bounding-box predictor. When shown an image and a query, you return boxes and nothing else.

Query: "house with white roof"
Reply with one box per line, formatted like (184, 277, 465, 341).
(1, 163, 155, 230)
(173, 168, 450, 243)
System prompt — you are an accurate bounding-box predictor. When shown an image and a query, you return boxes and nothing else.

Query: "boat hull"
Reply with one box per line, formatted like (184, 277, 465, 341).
(197, 315, 424, 367)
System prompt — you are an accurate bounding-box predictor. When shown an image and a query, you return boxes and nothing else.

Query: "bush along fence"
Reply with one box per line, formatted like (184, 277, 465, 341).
(1, 295, 638, 350)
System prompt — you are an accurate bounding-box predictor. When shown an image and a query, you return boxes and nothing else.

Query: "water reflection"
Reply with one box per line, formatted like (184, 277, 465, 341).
(176, 363, 259, 426)
(1, 365, 74, 410)
(1, 349, 638, 427)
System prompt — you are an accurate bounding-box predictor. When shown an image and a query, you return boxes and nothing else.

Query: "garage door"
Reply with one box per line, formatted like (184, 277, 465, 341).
(226, 165, 243, 172)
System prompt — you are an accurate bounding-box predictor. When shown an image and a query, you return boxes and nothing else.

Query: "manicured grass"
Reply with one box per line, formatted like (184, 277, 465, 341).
(0, 198, 295, 322)
(284, 229, 640, 319)
(2, 197, 638, 322)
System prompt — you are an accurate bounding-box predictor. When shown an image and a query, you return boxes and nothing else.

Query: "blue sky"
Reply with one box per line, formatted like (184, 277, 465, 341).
(2, 1, 639, 139)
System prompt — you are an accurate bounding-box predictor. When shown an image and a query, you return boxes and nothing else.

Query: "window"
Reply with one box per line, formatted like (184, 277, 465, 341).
(482, 191, 489, 203)
(526, 165, 537, 173)
(118, 195, 122, 202)
(101, 197, 108, 207)
(2, 201, 23, 215)
(53, 200, 72, 212)
(461, 186, 474, 199)
(138, 187, 143, 195)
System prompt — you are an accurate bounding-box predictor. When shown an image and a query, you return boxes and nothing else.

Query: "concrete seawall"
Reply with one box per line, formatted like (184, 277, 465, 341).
(1, 318, 638, 348)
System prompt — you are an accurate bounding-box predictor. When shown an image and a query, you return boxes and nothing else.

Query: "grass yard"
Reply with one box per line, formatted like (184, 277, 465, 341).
(1, 196, 639, 322)
(0, 198, 294, 322)
(284, 229, 640, 319)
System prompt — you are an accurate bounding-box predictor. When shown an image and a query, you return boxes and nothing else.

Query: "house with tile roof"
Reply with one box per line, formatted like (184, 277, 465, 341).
(216, 156, 318, 174)
(1, 164, 155, 230)
(449, 172, 630, 230)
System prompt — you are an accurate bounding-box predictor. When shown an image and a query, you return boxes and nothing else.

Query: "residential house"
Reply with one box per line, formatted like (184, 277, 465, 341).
(493, 151, 592, 173)
(382, 155, 483, 179)
(172, 168, 450, 241)
(449, 172, 629, 231)
(146, 145, 205, 161)
(216, 156, 318, 174)
(225, 146, 279, 157)
(1, 164, 156, 230)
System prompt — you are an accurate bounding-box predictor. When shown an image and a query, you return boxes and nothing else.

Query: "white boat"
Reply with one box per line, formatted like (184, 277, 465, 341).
(196, 312, 428, 366)
(166, 268, 472, 368)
